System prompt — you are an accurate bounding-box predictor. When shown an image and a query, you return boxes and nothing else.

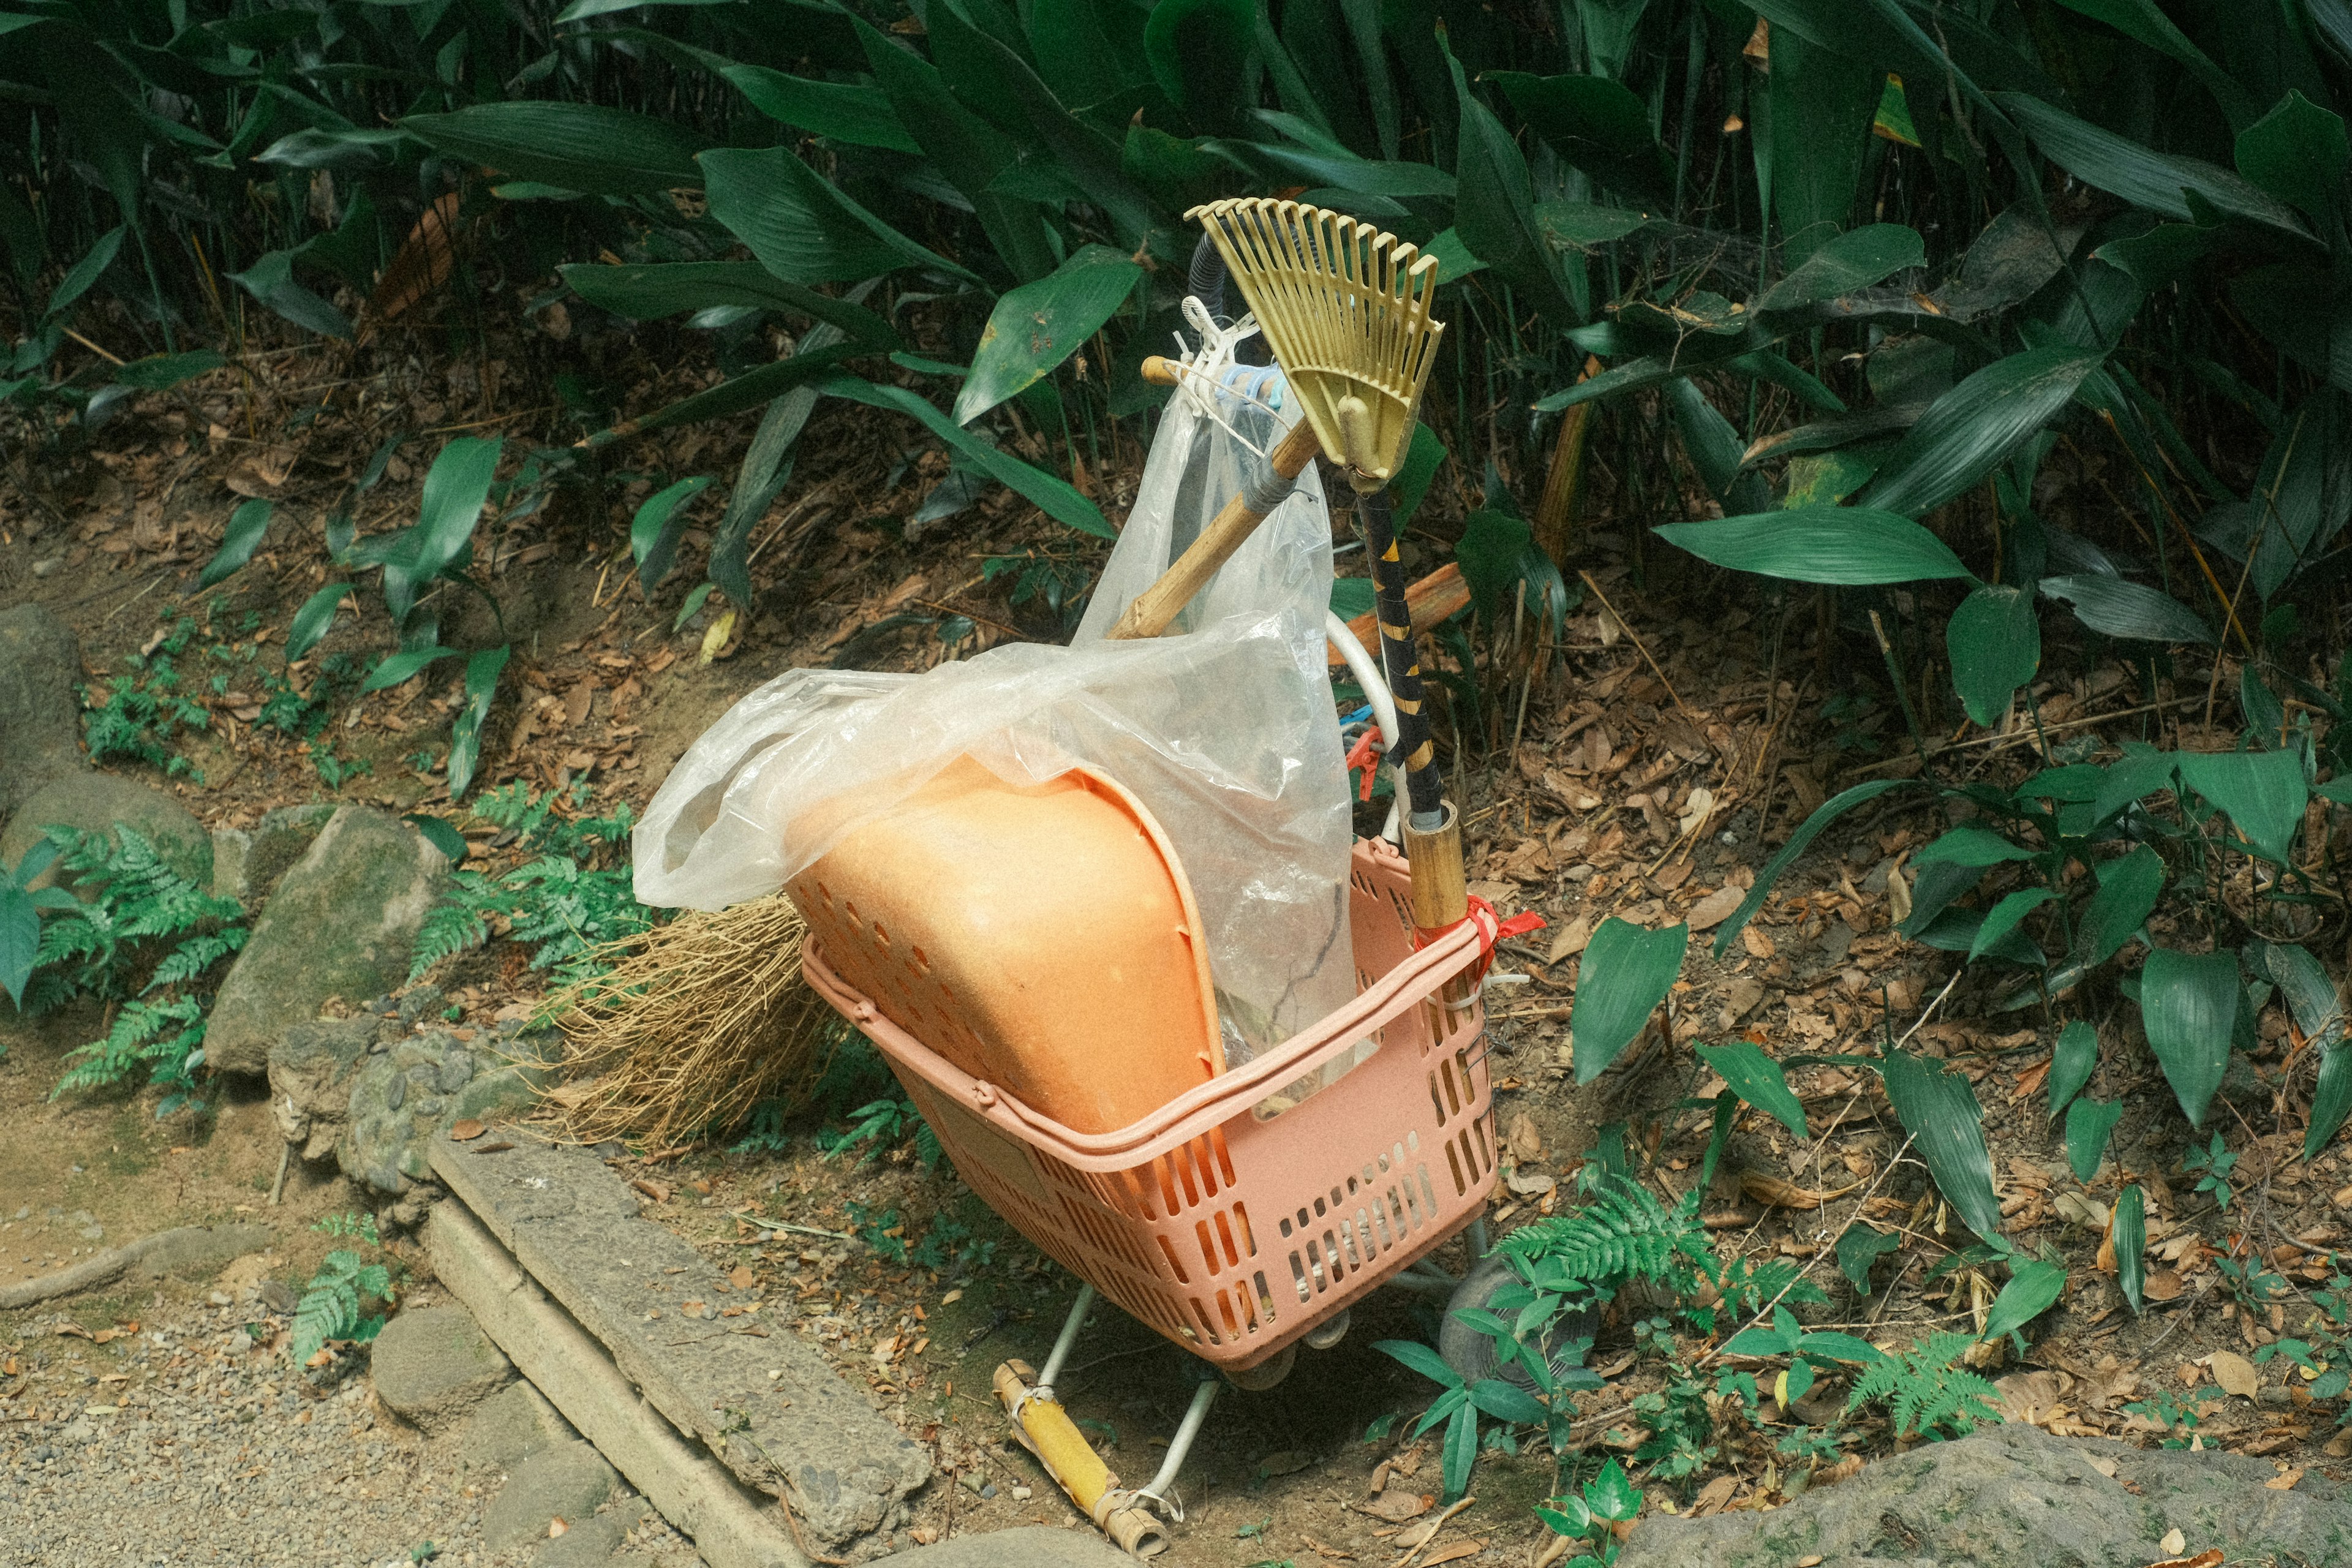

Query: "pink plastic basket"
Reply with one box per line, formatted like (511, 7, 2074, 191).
(800, 835, 1499, 1371)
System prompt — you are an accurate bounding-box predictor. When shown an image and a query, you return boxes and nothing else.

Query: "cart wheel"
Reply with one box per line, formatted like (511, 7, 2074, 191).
(1226, 1344, 1296, 1392)
(1435, 1251, 1599, 1389)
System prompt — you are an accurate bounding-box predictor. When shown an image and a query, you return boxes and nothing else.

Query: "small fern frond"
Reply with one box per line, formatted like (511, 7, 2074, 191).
(1846, 1330, 2000, 1439)
(1499, 1175, 1713, 1300)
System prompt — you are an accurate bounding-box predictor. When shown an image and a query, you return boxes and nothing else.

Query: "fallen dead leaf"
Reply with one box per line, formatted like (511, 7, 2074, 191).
(2266, 1469, 2304, 1490)
(2142, 1268, 2184, 1302)
(630, 1178, 673, 1204)
(1742, 925, 1775, 958)
(1688, 1473, 1737, 1515)
(2084, 1453, 2117, 1478)
(729, 1265, 755, 1291)
(53, 1324, 93, 1341)
(2145, 1552, 2221, 1568)
(548, 1517, 568, 1539)
(1417, 1544, 1483, 1567)
(1741, 1171, 1855, 1210)
(1687, 884, 1746, 931)
(2206, 1349, 2260, 1400)
(450, 1119, 486, 1141)
(1357, 1490, 1433, 1523)
(1256, 1449, 1313, 1479)
(2158, 1528, 2186, 1555)
(1547, 917, 1593, 963)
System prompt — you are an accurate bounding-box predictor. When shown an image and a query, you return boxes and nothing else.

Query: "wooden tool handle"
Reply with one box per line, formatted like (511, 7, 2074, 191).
(1140, 355, 1182, 386)
(1104, 417, 1323, 641)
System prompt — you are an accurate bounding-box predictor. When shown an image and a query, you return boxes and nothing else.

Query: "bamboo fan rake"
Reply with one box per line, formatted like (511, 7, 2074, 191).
(1187, 198, 1468, 945)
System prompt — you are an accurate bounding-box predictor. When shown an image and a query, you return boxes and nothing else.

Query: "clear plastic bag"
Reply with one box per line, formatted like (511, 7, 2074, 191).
(635, 373, 1356, 1072)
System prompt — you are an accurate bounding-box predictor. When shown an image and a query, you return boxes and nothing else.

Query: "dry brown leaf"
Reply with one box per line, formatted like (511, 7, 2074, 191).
(2143, 1268, 2184, 1301)
(1741, 1171, 1855, 1210)
(1742, 925, 1776, 959)
(729, 1265, 755, 1291)
(1687, 884, 1745, 931)
(630, 1177, 673, 1204)
(53, 1324, 94, 1341)
(1256, 1449, 1313, 1478)
(371, 192, 464, 326)
(2206, 1350, 2260, 1400)
(1417, 1544, 1483, 1567)
(1688, 1473, 1737, 1516)
(2266, 1469, 2304, 1490)
(449, 1119, 486, 1141)
(1357, 1490, 1432, 1523)
(547, 1517, 568, 1539)
(2145, 1551, 2220, 1568)
(1547, 918, 1593, 963)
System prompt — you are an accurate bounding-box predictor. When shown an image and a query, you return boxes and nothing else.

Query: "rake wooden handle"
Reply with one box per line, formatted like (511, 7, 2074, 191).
(1140, 355, 1181, 386)
(1104, 417, 1323, 641)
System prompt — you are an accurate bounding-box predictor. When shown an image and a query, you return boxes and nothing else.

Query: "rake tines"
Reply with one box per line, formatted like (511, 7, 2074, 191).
(1185, 197, 1444, 486)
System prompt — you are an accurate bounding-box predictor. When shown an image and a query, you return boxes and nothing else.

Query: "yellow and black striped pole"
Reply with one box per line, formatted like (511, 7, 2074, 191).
(1351, 474, 1464, 943)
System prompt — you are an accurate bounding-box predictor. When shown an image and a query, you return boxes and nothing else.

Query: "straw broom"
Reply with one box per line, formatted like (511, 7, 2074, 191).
(546, 894, 837, 1149)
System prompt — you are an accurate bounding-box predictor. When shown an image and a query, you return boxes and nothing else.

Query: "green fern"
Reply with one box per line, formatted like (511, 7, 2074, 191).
(1845, 1331, 2000, 1439)
(407, 783, 657, 984)
(29, 826, 247, 1108)
(1500, 1175, 1715, 1302)
(291, 1247, 394, 1368)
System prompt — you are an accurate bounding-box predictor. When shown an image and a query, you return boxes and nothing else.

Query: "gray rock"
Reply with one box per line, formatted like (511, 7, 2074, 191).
(867, 1527, 1136, 1566)
(257, 1279, 298, 1313)
(0, 771, 211, 892)
(483, 1439, 618, 1550)
(204, 805, 448, 1076)
(339, 1028, 541, 1195)
(211, 802, 337, 905)
(0, 603, 84, 819)
(369, 1304, 512, 1435)
(456, 1381, 576, 1477)
(267, 1016, 377, 1163)
(534, 1501, 647, 1567)
(429, 1129, 930, 1551)
(1615, 1422, 2352, 1568)
(129, 1222, 273, 1283)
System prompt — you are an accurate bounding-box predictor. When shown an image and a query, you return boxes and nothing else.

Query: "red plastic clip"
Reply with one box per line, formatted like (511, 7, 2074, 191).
(1415, 894, 1545, 983)
(1342, 726, 1385, 802)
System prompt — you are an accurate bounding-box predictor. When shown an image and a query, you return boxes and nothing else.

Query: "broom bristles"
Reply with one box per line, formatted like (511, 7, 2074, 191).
(545, 893, 837, 1148)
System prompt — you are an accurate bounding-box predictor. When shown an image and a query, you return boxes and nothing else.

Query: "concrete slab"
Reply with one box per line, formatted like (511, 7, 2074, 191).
(867, 1526, 1135, 1567)
(429, 1131, 929, 1552)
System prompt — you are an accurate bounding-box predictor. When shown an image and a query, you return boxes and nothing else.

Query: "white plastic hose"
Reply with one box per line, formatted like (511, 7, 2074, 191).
(1325, 609, 1404, 846)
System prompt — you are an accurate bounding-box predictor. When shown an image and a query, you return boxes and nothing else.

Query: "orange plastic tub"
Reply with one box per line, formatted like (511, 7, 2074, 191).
(800, 834, 1496, 1372)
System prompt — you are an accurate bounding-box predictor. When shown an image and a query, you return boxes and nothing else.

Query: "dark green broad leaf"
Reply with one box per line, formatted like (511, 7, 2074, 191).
(1838, 1224, 1902, 1294)
(2224, 263, 2352, 391)
(618, 32, 916, 153)
(1489, 72, 1674, 206)
(1913, 823, 2034, 872)
(1984, 1257, 2068, 1344)
(445, 644, 508, 802)
(2235, 91, 2349, 223)
(1570, 919, 1688, 1084)
(2114, 1183, 2146, 1313)
(1970, 888, 2054, 963)
(953, 247, 1142, 426)
(1709, 779, 1924, 956)
(2080, 845, 2164, 968)
(199, 500, 273, 589)
(1447, 43, 1580, 323)
(560, 262, 897, 349)
(115, 349, 225, 391)
(816, 373, 1112, 540)
(413, 437, 503, 585)
(620, 343, 861, 435)
(1757, 223, 1926, 314)
(1144, 0, 1254, 134)
(1947, 582, 2039, 725)
(2177, 748, 2307, 864)
(2139, 948, 2241, 1128)
(1994, 92, 2313, 240)
(630, 475, 714, 592)
(44, 227, 124, 322)
(1665, 379, 1770, 515)
(2049, 0, 2255, 127)
(286, 583, 352, 662)
(2312, 1046, 2352, 1162)
(404, 814, 467, 864)
(228, 251, 350, 341)
(2038, 575, 2217, 644)
(361, 645, 461, 693)
(2049, 1017, 2100, 1118)
(2093, 744, 2179, 823)
(1455, 509, 1571, 636)
(2064, 1096, 2122, 1183)
(1696, 1042, 1806, 1137)
(702, 146, 973, 287)
(1881, 1047, 2004, 1242)
(2260, 941, 2345, 1052)
(1768, 25, 1885, 268)
(402, 104, 704, 195)
(1861, 347, 2106, 518)
(1656, 507, 1970, 584)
